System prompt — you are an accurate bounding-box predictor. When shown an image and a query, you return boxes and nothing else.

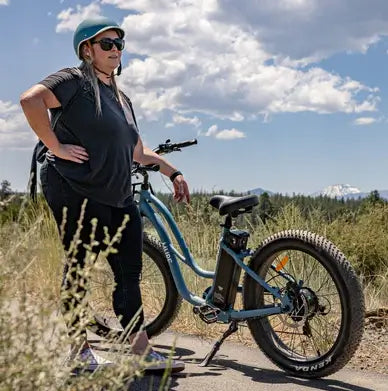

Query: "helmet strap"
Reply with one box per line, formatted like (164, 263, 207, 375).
(93, 64, 113, 78)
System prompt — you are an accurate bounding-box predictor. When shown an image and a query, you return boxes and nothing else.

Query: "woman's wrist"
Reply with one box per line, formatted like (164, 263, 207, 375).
(169, 170, 182, 182)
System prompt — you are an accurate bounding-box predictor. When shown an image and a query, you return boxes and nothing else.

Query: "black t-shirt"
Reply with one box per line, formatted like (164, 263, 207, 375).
(39, 67, 139, 207)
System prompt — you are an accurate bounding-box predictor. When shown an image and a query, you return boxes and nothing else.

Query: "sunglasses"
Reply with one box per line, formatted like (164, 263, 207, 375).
(91, 37, 125, 51)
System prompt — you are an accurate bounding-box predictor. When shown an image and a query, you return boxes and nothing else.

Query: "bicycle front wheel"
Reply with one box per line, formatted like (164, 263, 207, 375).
(87, 233, 182, 339)
(243, 230, 364, 378)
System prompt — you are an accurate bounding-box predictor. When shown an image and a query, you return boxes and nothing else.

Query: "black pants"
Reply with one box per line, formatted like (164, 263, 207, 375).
(40, 162, 144, 335)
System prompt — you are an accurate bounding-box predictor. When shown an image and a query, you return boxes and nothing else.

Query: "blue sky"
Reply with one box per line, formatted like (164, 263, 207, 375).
(1, 0, 388, 195)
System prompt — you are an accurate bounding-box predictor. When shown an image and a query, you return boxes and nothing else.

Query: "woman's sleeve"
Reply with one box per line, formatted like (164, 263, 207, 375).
(38, 68, 80, 109)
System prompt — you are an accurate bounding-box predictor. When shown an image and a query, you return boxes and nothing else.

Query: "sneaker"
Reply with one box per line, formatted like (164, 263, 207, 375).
(68, 347, 114, 374)
(143, 350, 185, 373)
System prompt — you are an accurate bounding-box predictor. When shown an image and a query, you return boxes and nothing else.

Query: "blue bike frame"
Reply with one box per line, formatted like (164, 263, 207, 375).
(139, 189, 293, 322)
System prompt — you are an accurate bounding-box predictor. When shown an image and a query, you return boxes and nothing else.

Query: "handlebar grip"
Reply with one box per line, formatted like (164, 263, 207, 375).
(174, 139, 198, 148)
(144, 164, 160, 172)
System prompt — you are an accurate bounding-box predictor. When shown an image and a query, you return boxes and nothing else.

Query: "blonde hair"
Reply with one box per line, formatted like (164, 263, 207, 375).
(79, 44, 123, 115)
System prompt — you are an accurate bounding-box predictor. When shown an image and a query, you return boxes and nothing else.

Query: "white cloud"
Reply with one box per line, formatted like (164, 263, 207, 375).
(353, 117, 377, 126)
(56, 2, 102, 33)
(204, 124, 245, 140)
(214, 0, 388, 64)
(0, 100, 37, 149)
(113, 0, 379, 122)
(0, 0, 9, 6)
(172, 114, 201, 128)
(101, 0, 173, 12)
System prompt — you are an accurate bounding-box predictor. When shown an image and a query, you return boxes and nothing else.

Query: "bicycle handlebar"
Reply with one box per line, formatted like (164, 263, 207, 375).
(132, 138, 198, 178)
(153, 138, 197, 155)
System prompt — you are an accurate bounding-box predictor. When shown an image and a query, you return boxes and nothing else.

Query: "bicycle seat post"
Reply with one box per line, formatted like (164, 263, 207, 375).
(221, 215, 232, 230)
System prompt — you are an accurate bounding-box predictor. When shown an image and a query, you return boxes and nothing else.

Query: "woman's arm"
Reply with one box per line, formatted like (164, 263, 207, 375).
(133, 136, 190, 203)
(20, 85, 88, 163)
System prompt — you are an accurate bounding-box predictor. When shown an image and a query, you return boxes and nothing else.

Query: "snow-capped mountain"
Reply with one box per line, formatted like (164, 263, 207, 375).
(312, 184, 388, 200)
(246, 184, 388, 200)
(313, 184, 361, 198)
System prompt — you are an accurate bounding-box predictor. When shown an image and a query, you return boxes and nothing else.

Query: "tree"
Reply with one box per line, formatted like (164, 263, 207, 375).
(0, 180, 12, 200)
(363, 190, 384, 206)
(258, 192, 274, 224)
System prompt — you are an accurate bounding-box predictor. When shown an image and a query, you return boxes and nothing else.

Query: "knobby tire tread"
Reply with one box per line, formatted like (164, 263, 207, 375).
(243, 229, 365, 378)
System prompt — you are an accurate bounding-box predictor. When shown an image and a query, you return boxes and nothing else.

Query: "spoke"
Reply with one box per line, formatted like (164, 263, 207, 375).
(302, 252, 310, 283)
(270, 318, 284, 330)
(315, 273, 335, 294)
(317, 292, 339, 297)
(289, 328, 297, 358)
(314, 314, 341, 335)
(299, 333, 307, 358)
(275, 330, 304, 335)
(304, 260, 318, 286)
(288, 252, 298, 280)
(305, 322, 322, 357)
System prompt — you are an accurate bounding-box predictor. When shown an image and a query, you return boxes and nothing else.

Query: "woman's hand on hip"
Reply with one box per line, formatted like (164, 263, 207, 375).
(51, 143, 89, 163)
(172, 175, 190, 203)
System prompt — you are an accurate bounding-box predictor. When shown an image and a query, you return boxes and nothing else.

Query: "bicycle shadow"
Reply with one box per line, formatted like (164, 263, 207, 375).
(195, 355, 375, 391)
(90, 341, 375, 391)
(140, 344, 374, 391)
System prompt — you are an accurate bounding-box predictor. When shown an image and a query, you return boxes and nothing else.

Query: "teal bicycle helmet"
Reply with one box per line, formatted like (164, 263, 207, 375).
(73, 16, 125, 59)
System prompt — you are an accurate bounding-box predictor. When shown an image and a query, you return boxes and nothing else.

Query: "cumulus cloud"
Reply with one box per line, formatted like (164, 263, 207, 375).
(213, 0, 388, 64)
(172, 114, 201, 127)
(353, 117, 377, 126)
(0, 100, 37, 149)
(204, 124, 245, 140)
(0, 0, 9, 6)
(59, 1, 382, 123)
(106, 0, 380, 122)
(56, 2, 102, 33)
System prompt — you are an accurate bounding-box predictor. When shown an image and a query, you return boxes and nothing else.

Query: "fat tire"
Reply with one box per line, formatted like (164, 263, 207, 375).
(243, 230, 365, 378)
(89, 232, 182, 338)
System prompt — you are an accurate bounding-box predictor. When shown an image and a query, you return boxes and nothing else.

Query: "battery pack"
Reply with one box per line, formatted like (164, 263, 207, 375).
(211, 229, 249, 310)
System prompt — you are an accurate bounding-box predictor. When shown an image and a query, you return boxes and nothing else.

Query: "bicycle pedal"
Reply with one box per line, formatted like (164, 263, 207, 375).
(193, 305, 220, 324)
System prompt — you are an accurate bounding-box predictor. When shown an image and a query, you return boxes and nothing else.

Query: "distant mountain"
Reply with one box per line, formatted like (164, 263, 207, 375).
(312, 184, 361, 198)
(378, 190, 388, 199)
(312, 184, 388, 200)
(246, 184, 388, 200)
(247, 187, 274, 196)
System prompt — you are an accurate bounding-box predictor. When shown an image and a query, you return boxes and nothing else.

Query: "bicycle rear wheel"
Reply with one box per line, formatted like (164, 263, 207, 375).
(87, 233, 182, 339)
(243, 230, 364, 378)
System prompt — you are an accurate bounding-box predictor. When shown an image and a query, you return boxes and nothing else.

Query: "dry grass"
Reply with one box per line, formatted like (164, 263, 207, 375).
(0, 198, 171, 390)
(1, 195, 387, 388)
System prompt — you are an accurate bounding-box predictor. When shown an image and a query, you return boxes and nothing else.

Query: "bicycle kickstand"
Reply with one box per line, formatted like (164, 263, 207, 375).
(199, 320, 239, 367)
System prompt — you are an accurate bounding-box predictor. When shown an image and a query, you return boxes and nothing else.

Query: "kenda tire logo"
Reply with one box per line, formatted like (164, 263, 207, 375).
(162, 242, 173, 264)
(293, 356, 333, 372)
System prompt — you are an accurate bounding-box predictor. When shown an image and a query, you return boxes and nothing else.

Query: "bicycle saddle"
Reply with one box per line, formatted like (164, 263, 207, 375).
(209, 194, 259, 216)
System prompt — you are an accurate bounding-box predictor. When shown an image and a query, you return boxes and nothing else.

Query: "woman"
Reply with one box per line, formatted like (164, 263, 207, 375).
(20, 16, 189, 372)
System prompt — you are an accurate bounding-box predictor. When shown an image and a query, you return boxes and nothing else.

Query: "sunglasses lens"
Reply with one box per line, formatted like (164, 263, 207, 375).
(100, 41, 113, 51)
(115, 39, 125, 51)
(98, 38, 124, 51)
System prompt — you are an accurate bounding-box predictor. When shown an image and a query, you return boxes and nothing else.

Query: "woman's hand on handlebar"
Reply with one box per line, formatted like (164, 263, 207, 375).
(51, 143, 89, 163)
(172, 174, 190, 203)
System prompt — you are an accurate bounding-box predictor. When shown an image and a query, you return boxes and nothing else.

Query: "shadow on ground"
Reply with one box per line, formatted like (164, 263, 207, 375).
(125, 343, 374, 391)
